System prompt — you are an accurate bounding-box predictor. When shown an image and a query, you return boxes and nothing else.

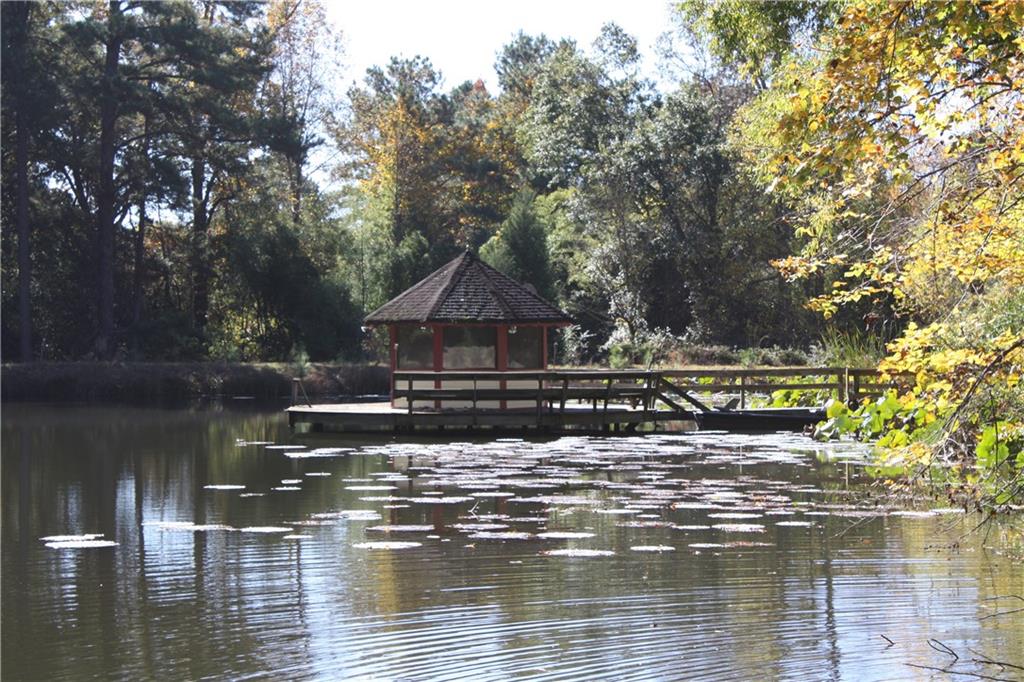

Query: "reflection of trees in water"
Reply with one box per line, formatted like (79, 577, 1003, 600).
(2, 408, 1022, 679)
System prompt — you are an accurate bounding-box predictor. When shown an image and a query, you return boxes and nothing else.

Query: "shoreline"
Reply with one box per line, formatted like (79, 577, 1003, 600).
(0, 362, 389, 403)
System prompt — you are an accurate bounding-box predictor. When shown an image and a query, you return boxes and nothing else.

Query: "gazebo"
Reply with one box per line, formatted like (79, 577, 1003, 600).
(364, 250, 572, 408)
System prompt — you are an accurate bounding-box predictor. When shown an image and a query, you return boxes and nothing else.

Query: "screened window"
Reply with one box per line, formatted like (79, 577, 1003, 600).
(443, 327, 496, 369)
(396, 326, 434, 369)
(507, 326, 543, 369)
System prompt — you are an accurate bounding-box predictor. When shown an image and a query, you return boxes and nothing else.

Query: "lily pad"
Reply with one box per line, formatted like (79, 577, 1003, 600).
(353, 541, 422, 550)
(542, 549, 615, 557)
(239, 526, 294, 533)
(46, 539, 119, 549)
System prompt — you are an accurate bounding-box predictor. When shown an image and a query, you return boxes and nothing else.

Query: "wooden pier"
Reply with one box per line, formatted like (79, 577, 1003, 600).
(287, 367, 909, 434)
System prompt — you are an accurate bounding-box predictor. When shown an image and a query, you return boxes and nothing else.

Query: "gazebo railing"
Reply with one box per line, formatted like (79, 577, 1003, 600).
(391, 368, 912, 415)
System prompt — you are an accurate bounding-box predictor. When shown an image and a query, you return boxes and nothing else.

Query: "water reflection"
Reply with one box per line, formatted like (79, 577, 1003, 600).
(2, 403, 1021, 681)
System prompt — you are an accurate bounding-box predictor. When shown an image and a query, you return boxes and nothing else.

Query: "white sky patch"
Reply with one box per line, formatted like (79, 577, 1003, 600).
(326, 0, 674, 93)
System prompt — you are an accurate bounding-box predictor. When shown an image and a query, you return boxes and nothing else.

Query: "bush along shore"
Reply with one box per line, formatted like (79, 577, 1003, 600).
(1, 362, 389, 403)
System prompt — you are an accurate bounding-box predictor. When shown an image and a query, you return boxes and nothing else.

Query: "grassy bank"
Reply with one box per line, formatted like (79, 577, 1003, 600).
(1, 362, 389, 403)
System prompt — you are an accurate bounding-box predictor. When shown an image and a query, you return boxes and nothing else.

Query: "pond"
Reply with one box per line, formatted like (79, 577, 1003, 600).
(2, 403, 1021, 680)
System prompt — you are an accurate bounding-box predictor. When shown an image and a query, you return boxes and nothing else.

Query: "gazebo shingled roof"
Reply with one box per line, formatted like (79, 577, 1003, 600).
(364, 250, 570, 325)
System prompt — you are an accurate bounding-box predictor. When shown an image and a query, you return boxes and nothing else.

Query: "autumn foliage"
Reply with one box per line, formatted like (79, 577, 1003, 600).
(729, 0, 1024, 504)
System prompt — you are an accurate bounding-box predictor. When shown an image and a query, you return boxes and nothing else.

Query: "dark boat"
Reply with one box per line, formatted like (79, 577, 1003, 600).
(692, 407, 826, 432)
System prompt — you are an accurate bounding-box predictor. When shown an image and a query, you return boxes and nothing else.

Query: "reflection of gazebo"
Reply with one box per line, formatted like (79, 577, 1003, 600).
(364, 250, 572, 407)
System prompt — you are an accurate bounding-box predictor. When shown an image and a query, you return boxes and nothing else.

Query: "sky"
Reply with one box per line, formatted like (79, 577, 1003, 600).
(324, 0, 676, 92)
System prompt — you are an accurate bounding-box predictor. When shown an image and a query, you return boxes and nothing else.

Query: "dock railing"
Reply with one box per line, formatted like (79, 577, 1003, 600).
(392, 367, 913, 415)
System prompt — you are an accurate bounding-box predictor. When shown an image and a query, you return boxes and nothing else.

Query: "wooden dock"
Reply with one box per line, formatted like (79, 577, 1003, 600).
(287, 367, 908, 434)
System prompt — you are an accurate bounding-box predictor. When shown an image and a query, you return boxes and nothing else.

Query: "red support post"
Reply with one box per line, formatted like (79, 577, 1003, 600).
(497, 324, 509, 371)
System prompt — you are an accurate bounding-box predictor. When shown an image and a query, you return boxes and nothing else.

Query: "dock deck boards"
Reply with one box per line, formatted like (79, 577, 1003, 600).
(286, 401, 824, 433)
(287, 401, 690, 432)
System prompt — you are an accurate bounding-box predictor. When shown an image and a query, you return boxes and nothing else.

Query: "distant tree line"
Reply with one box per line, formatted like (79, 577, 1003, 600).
(2, 0, 823, 363)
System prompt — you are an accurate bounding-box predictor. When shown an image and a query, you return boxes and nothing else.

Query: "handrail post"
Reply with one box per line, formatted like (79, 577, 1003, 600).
(643, 372, 652, 422)
(536, 377, 543, 426)
(408, 376, 414, 415)
(291, 378, 311, 406)
(740, 374, 746, 409)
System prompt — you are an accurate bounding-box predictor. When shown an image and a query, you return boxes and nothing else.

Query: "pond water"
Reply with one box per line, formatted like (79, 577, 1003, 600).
(2, 403, 1021, 681)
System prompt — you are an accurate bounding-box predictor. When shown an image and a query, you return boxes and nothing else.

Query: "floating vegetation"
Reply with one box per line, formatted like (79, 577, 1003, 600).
(712, 524, 766, 533)
(451, 523, 510, 532)
(144, 521, 235, 532)
(616, 521, 671, 528)
(284, 447, 352, 459)
(542, 549, 615, 557)
(239, 526, 294, 533)
(353, 541, 422, 550)
(45, 538, 119, 549)
(707, 512, 763, 519)
(672, 502, 725, 510)
(467, 531, 534, 540)
(723, 541, 774, 548)
(40, 533, 105, 542)
(536, 531, 596, 539)
(312, 510, 381, 521)
(204, 484, 245, 491)
(366, 525, 435, 533)
(510, 495, 600, 506)
(206, 432, 947, 568)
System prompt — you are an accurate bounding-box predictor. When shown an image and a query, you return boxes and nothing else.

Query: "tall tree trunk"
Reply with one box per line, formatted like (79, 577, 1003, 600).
(131, 114, 150, 354)
(11, 2, 32, 361)
(16, 100, 32, 361)
(96, 1, 123, 358)
(290, 158, 302, 226)
(131, 192, 147, 348)
(190, 156, 210, 332)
